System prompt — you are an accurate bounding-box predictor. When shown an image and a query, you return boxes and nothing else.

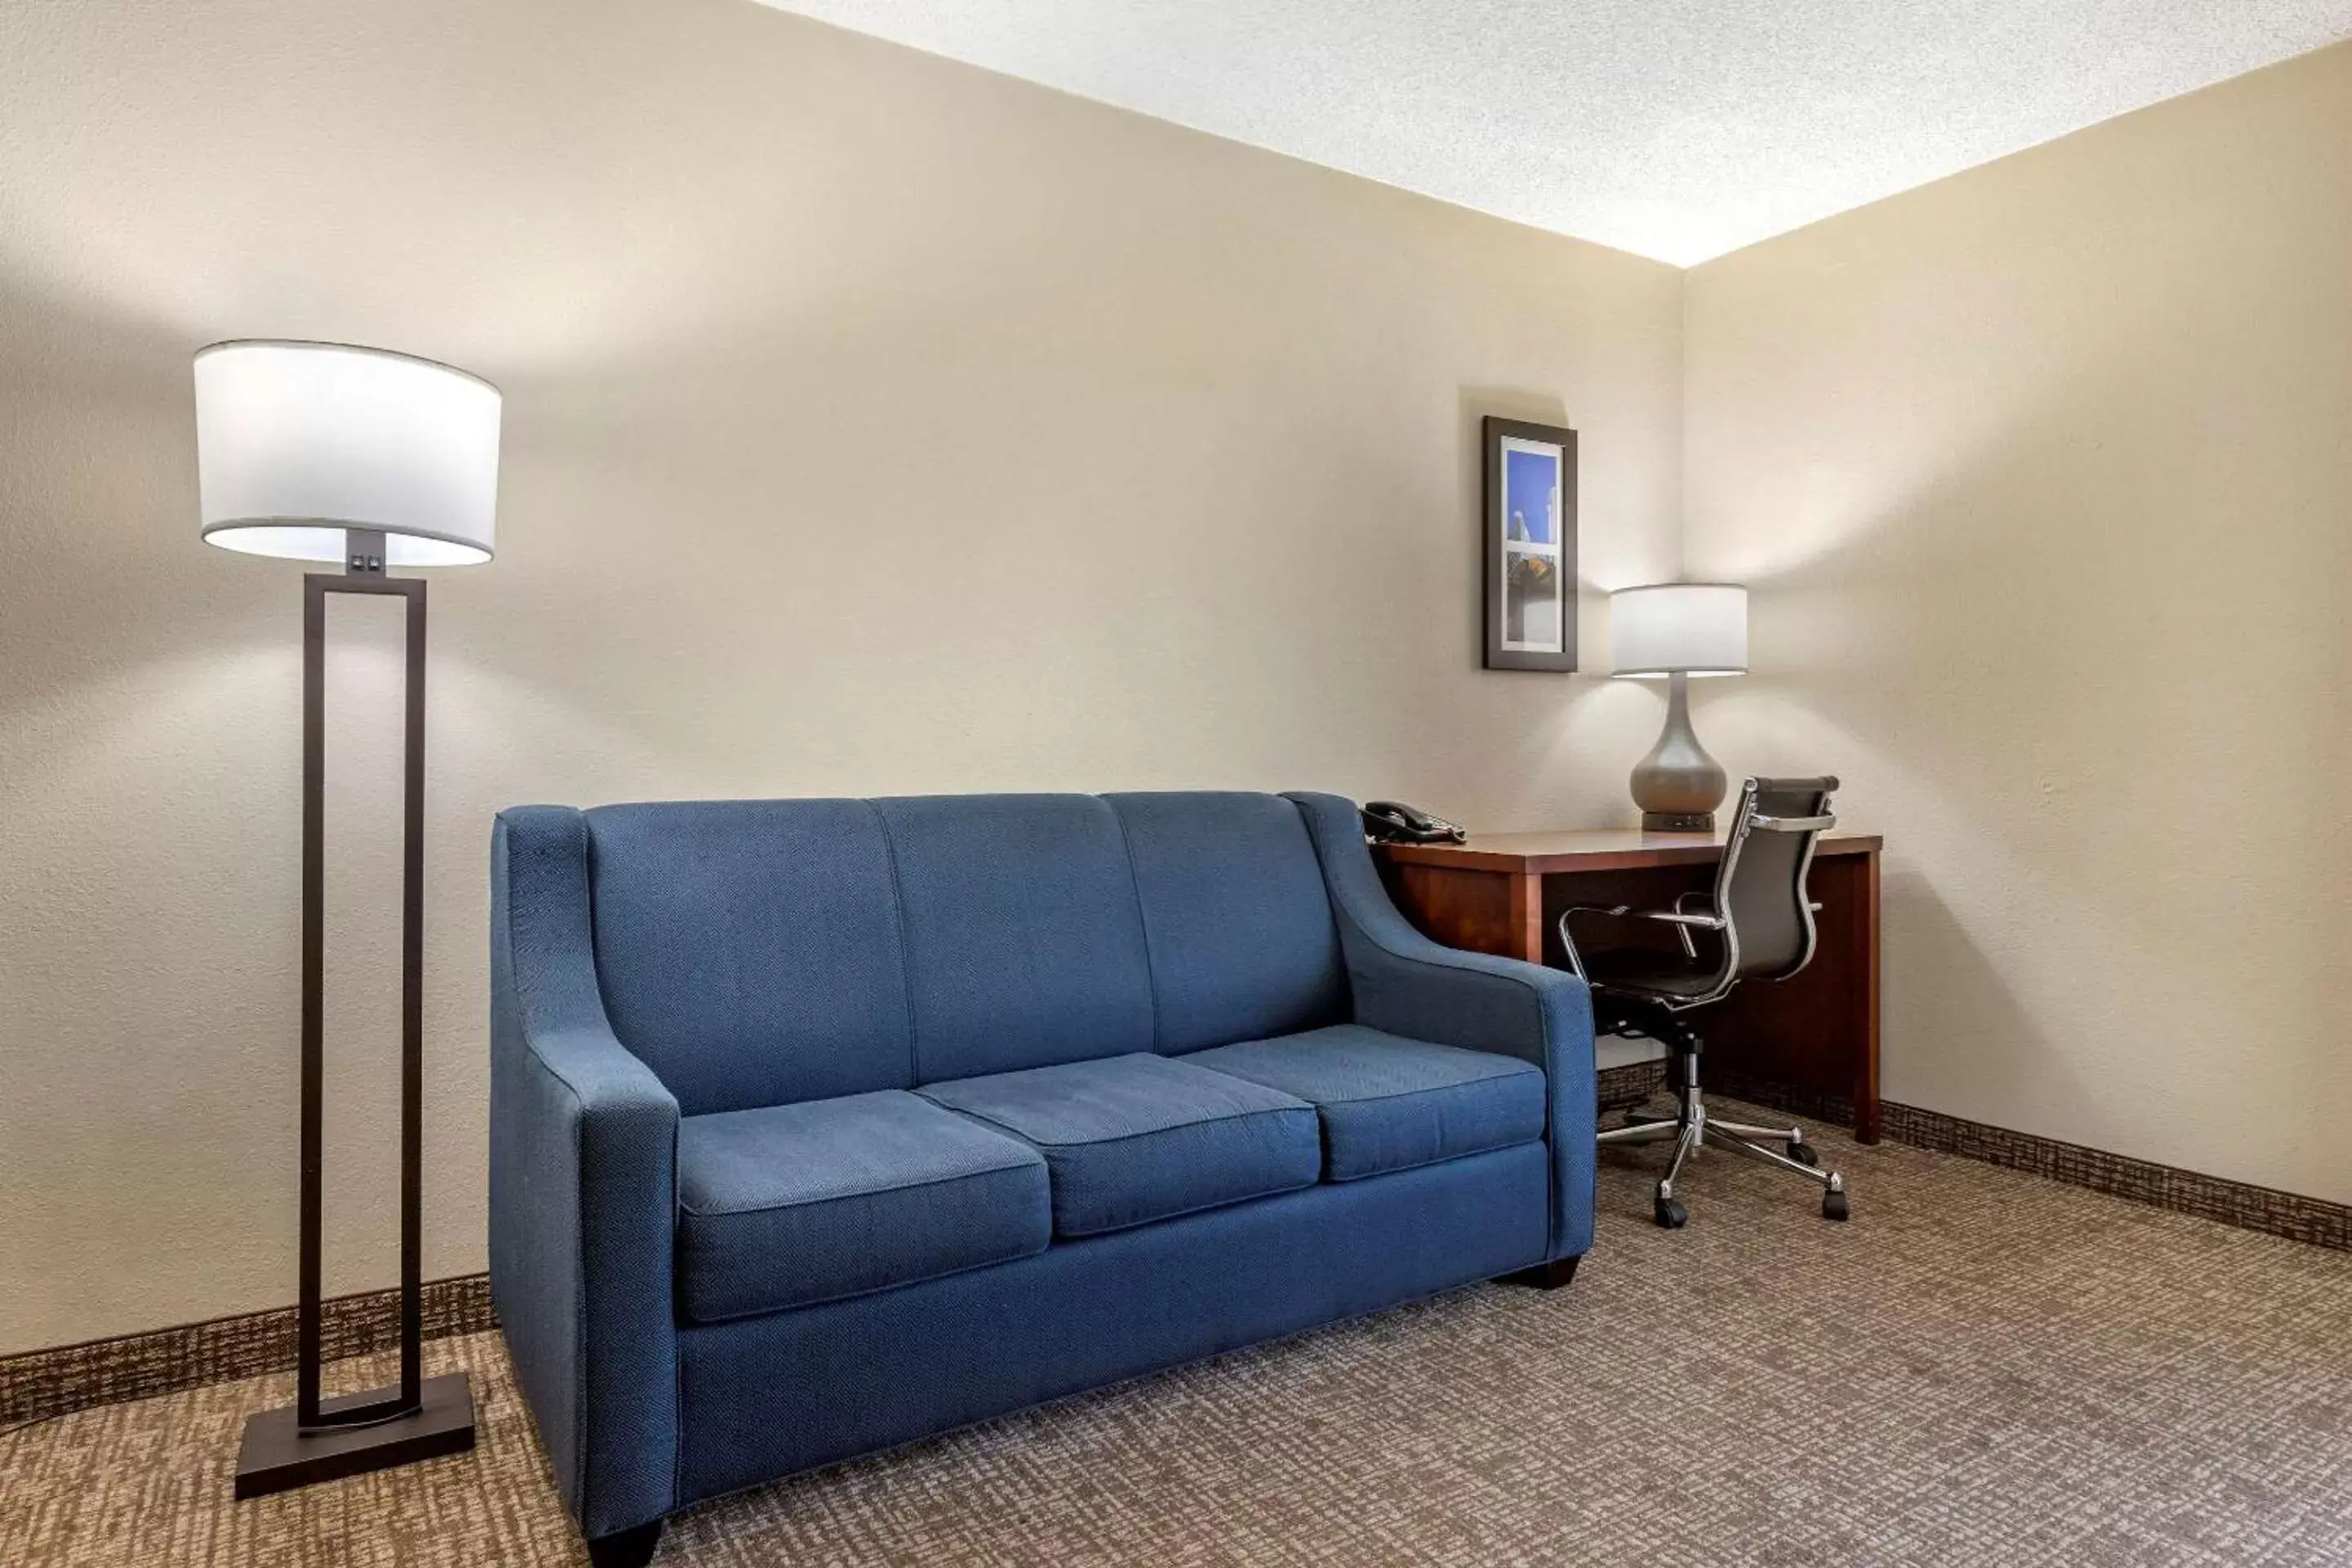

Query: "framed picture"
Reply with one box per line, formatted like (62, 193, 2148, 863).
(1481, 416, 1578, 671)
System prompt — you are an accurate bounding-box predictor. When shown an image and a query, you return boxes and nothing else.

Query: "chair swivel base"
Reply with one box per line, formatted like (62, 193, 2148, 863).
(234, 1372, 475, 1499)
(1601, 1092, 1849, 1227)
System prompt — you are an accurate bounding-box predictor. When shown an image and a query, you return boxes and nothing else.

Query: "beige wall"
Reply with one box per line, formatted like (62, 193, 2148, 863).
(1685, 44, 2352, 1205)
(0, 0, 1685, 1353)
(13, 0, 2344, 1362)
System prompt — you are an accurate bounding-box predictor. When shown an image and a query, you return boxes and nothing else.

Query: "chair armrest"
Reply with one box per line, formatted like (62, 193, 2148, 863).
(489, 808, 679, 1540)
(1566, 905, 1724, 929)
(1559, 902, 1725, 968)
(1752, 813, 1836, 833)
(1284, 793, 1597, 1261)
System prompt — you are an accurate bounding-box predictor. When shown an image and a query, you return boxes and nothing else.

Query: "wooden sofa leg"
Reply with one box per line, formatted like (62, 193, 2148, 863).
(1499, 1257, 1580, 1290)
(586, 1521, 663, 1567)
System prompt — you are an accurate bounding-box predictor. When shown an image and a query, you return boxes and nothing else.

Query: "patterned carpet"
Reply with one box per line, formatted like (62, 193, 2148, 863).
(7, 1101, 2352, 1567)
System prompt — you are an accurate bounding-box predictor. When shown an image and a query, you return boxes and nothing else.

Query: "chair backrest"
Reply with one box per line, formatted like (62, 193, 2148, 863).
(1713, 776, 1839, 982)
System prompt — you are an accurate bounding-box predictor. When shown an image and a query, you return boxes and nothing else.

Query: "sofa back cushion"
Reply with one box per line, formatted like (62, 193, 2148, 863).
(586, 800, 914, 1116)
(576, 791, 1347, 1112)
(1106, 793, 1347, 1054)
(873, 794, 1156, 1081)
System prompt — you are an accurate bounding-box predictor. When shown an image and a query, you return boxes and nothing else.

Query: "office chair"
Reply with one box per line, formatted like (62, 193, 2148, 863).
(1561, 776, 1851, 1228)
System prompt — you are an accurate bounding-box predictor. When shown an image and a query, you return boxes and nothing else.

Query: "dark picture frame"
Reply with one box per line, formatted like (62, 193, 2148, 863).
(1481, 416, 1579, 671)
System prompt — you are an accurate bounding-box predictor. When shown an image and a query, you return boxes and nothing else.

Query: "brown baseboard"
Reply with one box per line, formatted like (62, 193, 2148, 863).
(1601, 1060, 2349, 1254)
(1704, 1070, 1860, 1133)
(0, 1274, 495, 1428)
(1881, 1102, 2350, 1252)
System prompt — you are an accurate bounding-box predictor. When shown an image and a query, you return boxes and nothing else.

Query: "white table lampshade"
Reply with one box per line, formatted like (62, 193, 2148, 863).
(1609, 582, 1748, 677)
(195, 341, 501, 567)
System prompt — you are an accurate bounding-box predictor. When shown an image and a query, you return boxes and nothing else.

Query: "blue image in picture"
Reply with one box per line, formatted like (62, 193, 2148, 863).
(1504, 448, 1558, 545)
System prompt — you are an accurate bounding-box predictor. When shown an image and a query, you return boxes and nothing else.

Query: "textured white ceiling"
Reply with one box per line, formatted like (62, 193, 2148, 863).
(752, 0, 2352, 265)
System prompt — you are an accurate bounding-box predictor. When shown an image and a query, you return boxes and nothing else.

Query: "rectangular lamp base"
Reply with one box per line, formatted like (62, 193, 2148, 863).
(1642, 811, 1715, 832)
(234, 1371, 474, 1499)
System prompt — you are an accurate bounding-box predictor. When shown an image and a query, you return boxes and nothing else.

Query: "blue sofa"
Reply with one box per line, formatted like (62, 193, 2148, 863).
(489, 791, 1595, 1565)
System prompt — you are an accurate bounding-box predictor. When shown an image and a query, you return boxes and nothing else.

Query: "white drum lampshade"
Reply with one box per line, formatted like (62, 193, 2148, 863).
(195, 341, 501, 567)
(1609, 582, 1748, 678)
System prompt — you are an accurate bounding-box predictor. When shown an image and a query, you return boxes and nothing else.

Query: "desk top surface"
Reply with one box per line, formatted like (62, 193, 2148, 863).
(1377, 826, 1882, 875)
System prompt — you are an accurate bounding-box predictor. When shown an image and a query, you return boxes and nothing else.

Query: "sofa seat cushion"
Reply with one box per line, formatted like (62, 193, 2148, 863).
(917, 1054, 1321, 1238)
(675, 1089, 1051, 1324)
(1182, 1025, 1547, 1182)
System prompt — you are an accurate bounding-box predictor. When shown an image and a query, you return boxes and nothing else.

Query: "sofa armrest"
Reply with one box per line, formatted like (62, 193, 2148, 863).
(490, 808, 679, 1539)
(1284, 793, 1597, 1261)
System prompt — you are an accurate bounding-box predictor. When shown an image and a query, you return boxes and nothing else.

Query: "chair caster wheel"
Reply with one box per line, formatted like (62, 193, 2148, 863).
(1822, 1190, 1850, 1222)
(1653, 1196, 1688, 1229)
(1788, 1142, 1819, 1167)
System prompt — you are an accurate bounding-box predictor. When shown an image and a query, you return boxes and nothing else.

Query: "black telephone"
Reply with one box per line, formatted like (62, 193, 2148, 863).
(1361, 800, 1468, 845)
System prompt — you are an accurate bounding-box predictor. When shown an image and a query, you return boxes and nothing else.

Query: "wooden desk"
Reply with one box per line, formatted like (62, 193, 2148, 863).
(1376, 828, 1883, 1143)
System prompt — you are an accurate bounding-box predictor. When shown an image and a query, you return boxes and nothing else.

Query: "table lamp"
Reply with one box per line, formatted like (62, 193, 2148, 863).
(1610, 582, 1747, 831)
(196, 340, 498, 1496)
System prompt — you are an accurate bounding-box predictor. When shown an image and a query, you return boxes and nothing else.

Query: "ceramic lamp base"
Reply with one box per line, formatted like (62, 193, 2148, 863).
(1628, 670, 1729, 829)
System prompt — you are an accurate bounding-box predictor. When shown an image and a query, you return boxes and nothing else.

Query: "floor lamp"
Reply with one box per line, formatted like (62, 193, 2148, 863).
(195, 340, 500, 1496)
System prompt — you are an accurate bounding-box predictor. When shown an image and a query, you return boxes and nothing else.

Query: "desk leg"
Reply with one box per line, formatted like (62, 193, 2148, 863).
(1379, 863, 1535, 961)
(1508, 871, 1544, 964)
(1851, 850, 1882, 1144)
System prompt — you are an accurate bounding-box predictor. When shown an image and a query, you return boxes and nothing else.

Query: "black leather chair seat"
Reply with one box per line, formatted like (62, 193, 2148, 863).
(1581, 947, 1726, 1000)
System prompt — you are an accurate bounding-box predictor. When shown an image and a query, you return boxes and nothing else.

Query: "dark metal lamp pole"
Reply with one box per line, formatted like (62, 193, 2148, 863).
(233, 530, 474, 1496)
